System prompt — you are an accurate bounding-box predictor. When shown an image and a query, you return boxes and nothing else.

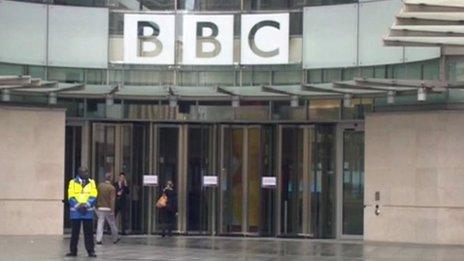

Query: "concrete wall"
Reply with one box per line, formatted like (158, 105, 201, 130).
(365, 110, 464, 245)
(0, 105, 65, 235)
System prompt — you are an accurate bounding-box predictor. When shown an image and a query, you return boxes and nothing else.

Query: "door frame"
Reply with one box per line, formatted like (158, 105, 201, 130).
(336, 122, 364, 240)
(276, 124, 314, 237)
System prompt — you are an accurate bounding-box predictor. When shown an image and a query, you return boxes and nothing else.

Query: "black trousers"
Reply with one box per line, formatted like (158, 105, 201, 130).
(70, 219, 94, 254)
(115, 202, 127, 234)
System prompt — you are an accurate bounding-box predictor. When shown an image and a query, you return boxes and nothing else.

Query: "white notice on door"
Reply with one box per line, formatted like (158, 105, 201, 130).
(262, 177, 277, 188)
(143, 175, 158, 186)
(203, 176, 218, 187)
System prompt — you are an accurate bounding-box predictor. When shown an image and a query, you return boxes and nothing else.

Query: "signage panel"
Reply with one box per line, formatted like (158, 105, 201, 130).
(262, 176, 277, 188)
(240, 13, 289, 65)
(203, 175, 218, 187)
(123, 14, 175, 64)
(143, 175, 158, 186)
(182, 15, 234, 65)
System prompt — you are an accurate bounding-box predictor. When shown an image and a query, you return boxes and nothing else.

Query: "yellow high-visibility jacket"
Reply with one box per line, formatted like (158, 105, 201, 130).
(68, 177, 98, 219)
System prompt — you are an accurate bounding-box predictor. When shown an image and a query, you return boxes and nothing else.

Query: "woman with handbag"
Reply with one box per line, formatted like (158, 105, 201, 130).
(156, 181, 177, 237)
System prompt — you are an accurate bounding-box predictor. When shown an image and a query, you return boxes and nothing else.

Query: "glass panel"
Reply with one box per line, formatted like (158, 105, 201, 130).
(342, 98, 373, 120)
(187, 126, 211, 232)
(281, 127, 303, 235)
(0, 63, 24, 75)
(142, 0, 175, 10)
(247, 127, 261, 233)
(222, 127, 243, 233)
(64, 126, 82, 229)
(27, 66, 46, 79)
(130, 125, 147, 233)
(272, 70, 300, 85)
(48, 67, 84, 83)
(423, 59, 439, 81)
(342, 130, 364, 235)
(94, 124, 116, 183)
(311, 125, 336, 238)
(198, 71, 235, 86)
(323, 68, 342, 82)
(308, 69, 322, 84)
(86, 69, 107, 85)
(179, 0, 240, 10)
(156, 127, 179, 231)
(260, 126, 275, 235)
(235, 105, 269, 121)
(178, 71, 198, 86)
(54, 0, 107, 7)
(58, 98, 84, 117)
(309, 99, 340, 121)
(87, 99, 106, 118)
(125, 70, 173, 86)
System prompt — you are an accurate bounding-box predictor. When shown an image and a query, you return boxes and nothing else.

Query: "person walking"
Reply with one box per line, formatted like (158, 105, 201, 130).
(114, 172, 130, 235)
(96, 173, 120, 245)
(66, 167, 98, 258)
(158, 181, 177, 237)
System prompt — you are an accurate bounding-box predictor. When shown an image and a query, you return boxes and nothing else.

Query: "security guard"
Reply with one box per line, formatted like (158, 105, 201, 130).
(65, 166, 98, 258)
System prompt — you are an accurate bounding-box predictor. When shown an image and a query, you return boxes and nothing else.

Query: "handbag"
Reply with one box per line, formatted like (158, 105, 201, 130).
(156, 194, 168, 209)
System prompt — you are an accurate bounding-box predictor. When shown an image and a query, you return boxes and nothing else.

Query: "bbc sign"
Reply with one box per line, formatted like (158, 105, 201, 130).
(123, 13, 289, 65)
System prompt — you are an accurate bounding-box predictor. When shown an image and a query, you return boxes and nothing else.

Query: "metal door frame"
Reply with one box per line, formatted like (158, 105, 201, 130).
(336, 122, 364, 240)
(276, 124, 314, 237)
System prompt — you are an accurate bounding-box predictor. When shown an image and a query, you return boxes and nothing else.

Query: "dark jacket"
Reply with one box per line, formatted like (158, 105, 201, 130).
(114, 181, 130, 203)
(163, 187, 177, 213)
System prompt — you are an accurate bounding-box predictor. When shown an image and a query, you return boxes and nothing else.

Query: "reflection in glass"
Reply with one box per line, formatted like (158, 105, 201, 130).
(342, 130, 364, 235)
(309, 99, 341, 121)
(156, 127, 179, 231)
(187, 126, 211, 232)
(280, 127, 304, 235)
(247, 128, 261, 233)
(222, 127, 243, 233)
(311, 125, 336, 238)
(94, 124, 116, 183)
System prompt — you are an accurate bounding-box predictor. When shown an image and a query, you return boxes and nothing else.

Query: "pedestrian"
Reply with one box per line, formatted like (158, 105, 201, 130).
(65, 167, 98, 258)
(114, 172, 130, 235)
(96, 173, 120, 245)
(158, 181, 177, 237)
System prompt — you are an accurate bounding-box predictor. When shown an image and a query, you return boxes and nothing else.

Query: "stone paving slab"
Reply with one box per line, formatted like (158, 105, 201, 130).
(0, 235, 463, 261)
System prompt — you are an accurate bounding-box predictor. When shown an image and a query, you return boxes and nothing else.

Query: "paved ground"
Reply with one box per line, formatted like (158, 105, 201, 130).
(1, 235, 464, 261)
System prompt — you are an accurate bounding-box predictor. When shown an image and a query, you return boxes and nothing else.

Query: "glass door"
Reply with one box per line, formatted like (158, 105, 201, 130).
(92, 123, 148, 234)
(186, 124, 216, 234)
(64, 125, 82, 231)
(278, 125, 313, 237)
(219, 125, 274, 236)
(338, 124, 364, 238)
(152, 125, 180, 234)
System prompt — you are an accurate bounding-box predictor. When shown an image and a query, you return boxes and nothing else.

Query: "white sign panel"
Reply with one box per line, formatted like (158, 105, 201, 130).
(262, 177, 277, 188)
(182, 15, 234, 65)
(241, 13, 289, 65)
(203, 176, 218, 187)
(143, 175, 158, 186)
(124, 14, 175, 64)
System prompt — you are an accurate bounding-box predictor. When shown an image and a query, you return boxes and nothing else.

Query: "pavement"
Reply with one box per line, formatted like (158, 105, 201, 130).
(1, 235, 464, 260)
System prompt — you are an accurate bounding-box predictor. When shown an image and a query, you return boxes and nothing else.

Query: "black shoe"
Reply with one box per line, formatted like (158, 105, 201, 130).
(96, 241, 102, 245)
(88, 252, 97, 258)
(113, 238, 121, 244)
(65, 253, 77, 257)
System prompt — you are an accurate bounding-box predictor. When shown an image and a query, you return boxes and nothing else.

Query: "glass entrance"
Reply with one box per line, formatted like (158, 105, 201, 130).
(279, 126, 313, 236)
(342, 129, 364, 236)
(153, 125, 180, 233)
(219, 125, 274, 235)
(186, 125, 215, 234)
(92, 123, 148, 234)
(64, 125, 82, 231)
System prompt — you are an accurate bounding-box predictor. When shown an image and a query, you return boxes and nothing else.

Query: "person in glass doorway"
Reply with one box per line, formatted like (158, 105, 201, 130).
(96, 173, 120, 245)
(114, 172, 130, 235)
(159, 181, 177, 237)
